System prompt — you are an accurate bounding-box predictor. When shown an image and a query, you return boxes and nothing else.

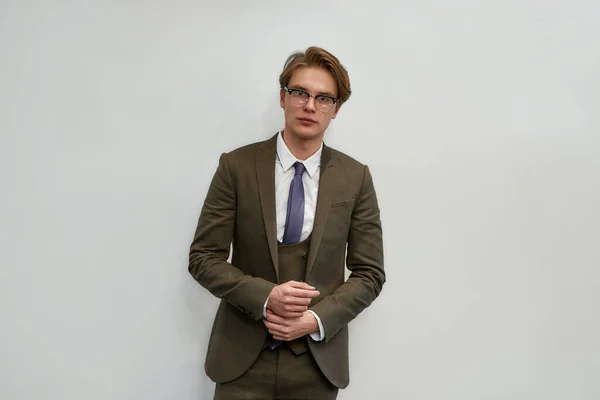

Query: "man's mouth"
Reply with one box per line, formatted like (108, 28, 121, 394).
(298, 118, 317, 124)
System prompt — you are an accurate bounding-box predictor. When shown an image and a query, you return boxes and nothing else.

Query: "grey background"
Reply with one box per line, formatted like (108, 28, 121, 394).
(1, 1, 599, 399)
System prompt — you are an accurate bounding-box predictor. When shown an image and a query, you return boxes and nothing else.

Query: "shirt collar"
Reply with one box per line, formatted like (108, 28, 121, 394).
(276, 131, 322, 177)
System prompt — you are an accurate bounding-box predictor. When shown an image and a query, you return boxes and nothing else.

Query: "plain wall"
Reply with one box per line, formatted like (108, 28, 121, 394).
(1, 1, 599, 399)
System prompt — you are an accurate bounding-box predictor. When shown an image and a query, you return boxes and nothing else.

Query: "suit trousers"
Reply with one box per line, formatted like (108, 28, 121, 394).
(213, 343, 338, 400)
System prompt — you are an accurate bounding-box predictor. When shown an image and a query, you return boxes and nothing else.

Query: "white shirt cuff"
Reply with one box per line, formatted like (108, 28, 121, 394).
(263, 295, 269, 319)
(308, 310, 325, 341)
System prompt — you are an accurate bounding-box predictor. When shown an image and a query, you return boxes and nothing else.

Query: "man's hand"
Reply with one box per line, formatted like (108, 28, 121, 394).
(266, 280, 320, 318)
(263, 309, 318, 341)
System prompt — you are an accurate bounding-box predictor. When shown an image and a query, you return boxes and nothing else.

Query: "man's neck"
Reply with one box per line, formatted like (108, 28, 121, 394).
(282, 130, 323, 161)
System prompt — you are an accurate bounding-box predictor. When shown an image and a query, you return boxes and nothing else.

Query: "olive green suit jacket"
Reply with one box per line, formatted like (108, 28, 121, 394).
(188, 133, 385, 389)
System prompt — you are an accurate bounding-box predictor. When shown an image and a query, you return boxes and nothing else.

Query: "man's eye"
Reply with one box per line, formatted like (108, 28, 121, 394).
(316, 96, 332, 103)
(291, 90, 305, 97)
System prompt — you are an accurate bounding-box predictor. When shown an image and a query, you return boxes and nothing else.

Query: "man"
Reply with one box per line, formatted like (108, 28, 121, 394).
(189, 46, 385, 399)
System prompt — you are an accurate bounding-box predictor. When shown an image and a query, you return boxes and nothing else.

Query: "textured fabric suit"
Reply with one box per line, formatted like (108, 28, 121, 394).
(188, 133, 385, 389)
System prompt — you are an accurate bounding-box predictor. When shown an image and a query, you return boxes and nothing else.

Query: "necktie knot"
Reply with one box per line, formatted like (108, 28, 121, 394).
(293, 162, 306, 176)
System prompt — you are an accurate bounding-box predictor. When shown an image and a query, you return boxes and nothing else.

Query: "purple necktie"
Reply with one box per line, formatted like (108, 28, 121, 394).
(282, 162, 306, 245)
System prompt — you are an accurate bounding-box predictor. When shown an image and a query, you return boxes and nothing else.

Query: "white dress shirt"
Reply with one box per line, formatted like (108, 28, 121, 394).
(263, 131, 325, 341)
(275, 131, 321, 242)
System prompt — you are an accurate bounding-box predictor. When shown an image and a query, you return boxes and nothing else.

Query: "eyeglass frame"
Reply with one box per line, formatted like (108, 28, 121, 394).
(282, 86, 340, 112)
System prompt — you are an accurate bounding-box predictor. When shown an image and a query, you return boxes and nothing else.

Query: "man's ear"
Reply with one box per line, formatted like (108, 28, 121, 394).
(332, 103, 342, 119)
(280, 88, 285, 108)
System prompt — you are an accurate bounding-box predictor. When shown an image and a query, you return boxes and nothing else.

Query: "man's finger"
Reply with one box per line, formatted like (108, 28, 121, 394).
(265, 311, 286, 324)
(282, 311, 304, 318)
(286, 281, 316, 290)
(268, 310, 302, 319)
(288, 288, 320, 298)
(282, 304, 307, 312)
(264, 321, 286, 335)
(264, 320, 277, 330)
(267, 309, 302, 321)
(282, 296, 312, 306)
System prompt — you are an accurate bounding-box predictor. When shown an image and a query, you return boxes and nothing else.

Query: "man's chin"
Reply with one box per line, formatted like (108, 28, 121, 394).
(293, 126, 323, 141)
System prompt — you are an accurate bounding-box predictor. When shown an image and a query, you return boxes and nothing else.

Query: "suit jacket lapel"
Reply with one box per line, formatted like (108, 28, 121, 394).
(305, 144, 335, 280)
(256, 134, 280, 281)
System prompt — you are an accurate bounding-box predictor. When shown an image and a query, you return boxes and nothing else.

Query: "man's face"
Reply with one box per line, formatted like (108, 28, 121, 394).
(280, 66, 340, 141)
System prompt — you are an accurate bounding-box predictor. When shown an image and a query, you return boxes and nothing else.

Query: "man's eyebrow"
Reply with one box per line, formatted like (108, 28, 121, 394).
(289, 85, 337, 97)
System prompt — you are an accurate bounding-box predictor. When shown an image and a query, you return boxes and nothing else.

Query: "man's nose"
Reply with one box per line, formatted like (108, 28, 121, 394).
(303, 97, 317, 112)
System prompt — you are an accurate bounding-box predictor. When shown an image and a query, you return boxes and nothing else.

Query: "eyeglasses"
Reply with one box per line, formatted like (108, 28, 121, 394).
(283, 86, 339, 112)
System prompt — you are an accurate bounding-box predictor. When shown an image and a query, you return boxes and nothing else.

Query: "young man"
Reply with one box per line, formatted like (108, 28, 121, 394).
(189, 46, 385, 399)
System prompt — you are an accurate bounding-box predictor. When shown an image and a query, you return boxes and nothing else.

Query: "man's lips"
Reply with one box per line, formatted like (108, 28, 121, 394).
(298, 117, 317, 124)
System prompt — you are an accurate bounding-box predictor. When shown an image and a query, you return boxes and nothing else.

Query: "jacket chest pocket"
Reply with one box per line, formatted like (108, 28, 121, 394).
(323, 198, 355, 242)
(330, 198, 355, 210)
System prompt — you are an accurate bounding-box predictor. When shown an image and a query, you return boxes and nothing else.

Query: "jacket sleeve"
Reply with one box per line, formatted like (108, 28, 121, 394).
(309, 165, 386, 342)
(188, 152, 276, 321)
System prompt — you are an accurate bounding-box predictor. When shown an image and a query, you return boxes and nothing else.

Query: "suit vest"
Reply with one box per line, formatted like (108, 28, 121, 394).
(274, 235, 312, 355)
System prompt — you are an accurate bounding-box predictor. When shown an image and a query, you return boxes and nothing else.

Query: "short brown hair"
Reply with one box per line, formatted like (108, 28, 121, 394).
(279, 46, 351, 106)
